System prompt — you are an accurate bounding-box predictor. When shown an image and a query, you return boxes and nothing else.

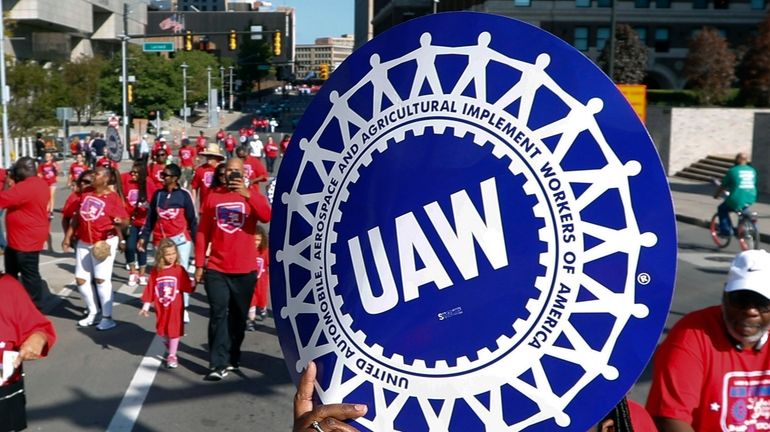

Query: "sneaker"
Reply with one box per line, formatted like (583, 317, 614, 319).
(128, 273, 139, 288)
(125, 263, 131, 271)
(257, 308, 268, 321)
(78, 314, 97, 327)
(245, 320, 257, 332)
(96, 318, 117, 331)
(204, 368, 229, 381)
(183, 310, 190, 323)
(166, 355, 178, 369)
(225, 363, 239, 372)
(139, 275, 148, 286)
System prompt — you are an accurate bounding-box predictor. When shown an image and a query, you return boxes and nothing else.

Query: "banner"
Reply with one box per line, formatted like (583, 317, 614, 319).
(271, 12, 676, 431)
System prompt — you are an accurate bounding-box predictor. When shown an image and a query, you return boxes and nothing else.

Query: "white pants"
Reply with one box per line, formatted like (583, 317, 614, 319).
(75, 236, 119, 317)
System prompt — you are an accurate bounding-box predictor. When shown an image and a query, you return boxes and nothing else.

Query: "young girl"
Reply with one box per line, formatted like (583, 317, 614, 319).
(246, 225, 269, 330)
(68, 153, 88, 189)
(37, 151, 59, 218)
(139, 239, 193, 368)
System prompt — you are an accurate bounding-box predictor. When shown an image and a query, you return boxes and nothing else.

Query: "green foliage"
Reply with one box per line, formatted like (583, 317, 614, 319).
(597, 24, 648, 84)
(171, 50, 220, 106)
(737, 12, 770, 106)
(236, 22, 273, 94)
(684, 27, 736, 105)
(62, 55, 105, 124)
(6, 60, 62, 135)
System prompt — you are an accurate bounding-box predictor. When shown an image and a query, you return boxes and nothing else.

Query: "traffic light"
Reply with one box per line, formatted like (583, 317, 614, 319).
(273, 31, 281, 56)
(229, 30, 237, 51)
(184, 31, 193, 51)
(127, 84, 133, 103)
(319, 64, 329, 80)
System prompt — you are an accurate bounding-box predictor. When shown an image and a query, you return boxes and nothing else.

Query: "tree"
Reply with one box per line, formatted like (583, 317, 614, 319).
(683, 27, 736, 105)
(597, 24, 648, 84)
(737, 12, 770, 106)
(6, 60, 62, 135)
(236, 21, 273, 95)
(171, 50, 220, 107)
(62, 55, 106, 124)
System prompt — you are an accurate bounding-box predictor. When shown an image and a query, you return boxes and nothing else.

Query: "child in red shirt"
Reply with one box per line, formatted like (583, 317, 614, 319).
(37, 151, 59, 218)
(246, 225, 269, 330)
(139, 238, 193, 369)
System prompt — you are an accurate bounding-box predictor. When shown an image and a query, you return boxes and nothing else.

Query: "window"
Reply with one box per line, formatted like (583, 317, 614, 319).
(598, 0, 612, 6)
(576, 0, 591, 7)
(656, 0, 671, 7)
(514, 0, 531, 6)
(597, 27, 611, 50)
(693, 0, 708, 8)
(634, 27, 647, 44)
(635, 0, 650, 7)
(751, 0, 765, 9)
(655, 27, 669, 52)
(574, 27, 589, 51)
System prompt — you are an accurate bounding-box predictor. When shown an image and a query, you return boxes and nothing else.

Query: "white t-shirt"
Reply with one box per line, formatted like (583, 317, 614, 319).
(250, 138, 263, 157)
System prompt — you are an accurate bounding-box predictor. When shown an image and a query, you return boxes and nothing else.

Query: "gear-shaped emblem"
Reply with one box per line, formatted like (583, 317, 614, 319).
(271, 12, 676, 431)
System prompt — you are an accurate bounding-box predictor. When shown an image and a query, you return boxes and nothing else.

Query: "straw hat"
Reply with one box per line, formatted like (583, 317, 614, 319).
(199, 143, 225, 159)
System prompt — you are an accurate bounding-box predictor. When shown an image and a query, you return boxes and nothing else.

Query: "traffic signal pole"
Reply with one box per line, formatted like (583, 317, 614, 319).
(121, 3, 130, 159)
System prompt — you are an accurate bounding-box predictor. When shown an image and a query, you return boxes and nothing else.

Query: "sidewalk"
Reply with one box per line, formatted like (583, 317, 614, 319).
(669, 176, 770, 243)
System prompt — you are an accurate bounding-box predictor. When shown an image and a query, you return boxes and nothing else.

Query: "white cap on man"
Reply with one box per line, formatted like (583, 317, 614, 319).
(725, 250, 770, 298)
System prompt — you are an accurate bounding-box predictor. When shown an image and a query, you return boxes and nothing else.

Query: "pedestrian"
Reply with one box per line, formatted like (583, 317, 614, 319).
(269, 117, 278, 133)
(90, 133, 107, 160)
(235, 146, 268, 184)
(224, 133, 236, 159)
(249, 134, 263, 158)
(280, 134, 291, 156)
(68, 153, 88, 190)
(215, 128, 225, 146)
(647, 249, 770, 431)
(34, 132, 46, 160)
(152, 137, 170, 160)
(264, 136, 279, 174)
(139, 238, 194, 369)
(177, 138, 196, 189)
(246, 225, 269, 330)
(137, 134, 150, 162)
(138, 163, 197, 323)
(0, 157, 50, 308)
(121, 163, 156, 288)
(714, 152, 757, 237)
(195, 130, 207, 156)
(191, 144, 225, 211)
(0, 274, 56, 432)
(194, 157, 271, 380)
(148, 149, 168, 190)
(61, 165, 129, 330)
(36, 151, 59, 220)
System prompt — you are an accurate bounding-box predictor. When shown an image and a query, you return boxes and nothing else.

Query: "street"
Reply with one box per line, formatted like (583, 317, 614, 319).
(17, 174, 759, 431)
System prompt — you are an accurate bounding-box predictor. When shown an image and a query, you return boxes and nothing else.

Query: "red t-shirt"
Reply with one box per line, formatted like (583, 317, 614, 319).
(141, 264, 193, 338)
(249, 247, 270, 309)
(225, 136, 236, 152)
(148, 163, 165, 190)
(196, 136, 207, 153)
(191, 164, 217, 208)
(121, 173, 156, 228)
(148, 188, 194, 244)
(0, 177, 50, 251)
(243, 156, 268, 182)
(647, 306, 770, 432)
(280, 137, 290, 154)
(216, 130, 225, 141)
(69, 162, 87, 183)
(62, 190, 83, 218)
(74, 190, 129, 244)
(38, 161, 58, 186)
(152, 142, 169, 157)
(195, 186, 271, 273)
(264, 140, 279, 158)
(0, 274, 56, 385)
(178, 146, 196, 168)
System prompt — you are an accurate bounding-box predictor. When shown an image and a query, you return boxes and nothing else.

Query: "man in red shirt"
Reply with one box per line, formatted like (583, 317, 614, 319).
(0, 157, 50, 308)
(195, 131, 207, 157)
(648, 250, 770, 432)
(194, 157, 271, 380)
(148, 149, 168, 190)
(178, 138, 196, 188)
(191, 144, 225, 212)
(224, 133, 237, 159)
(235, 146, 268, 184)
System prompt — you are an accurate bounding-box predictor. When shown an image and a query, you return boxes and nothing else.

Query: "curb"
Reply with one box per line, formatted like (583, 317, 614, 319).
(675, 213, 770, 245)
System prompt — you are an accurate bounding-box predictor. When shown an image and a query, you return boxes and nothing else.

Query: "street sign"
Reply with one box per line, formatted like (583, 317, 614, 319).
(257, 65, 270, 71)
(143, 42, 174, 52)
(55, 107, 73, 121)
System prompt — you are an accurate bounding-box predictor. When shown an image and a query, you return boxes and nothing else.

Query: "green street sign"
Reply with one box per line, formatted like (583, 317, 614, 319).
(257, 65, 271, 70)
(143, 42, 174, 52)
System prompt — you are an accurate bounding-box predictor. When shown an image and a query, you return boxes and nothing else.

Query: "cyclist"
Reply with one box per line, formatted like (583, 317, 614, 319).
(714, 152, 757, 236)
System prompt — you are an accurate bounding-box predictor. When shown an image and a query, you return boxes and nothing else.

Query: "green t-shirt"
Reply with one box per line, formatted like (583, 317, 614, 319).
(722, 164, 757, 211)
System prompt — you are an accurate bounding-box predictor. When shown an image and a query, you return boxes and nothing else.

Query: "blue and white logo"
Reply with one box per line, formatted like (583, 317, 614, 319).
(271, 12, 676, 431)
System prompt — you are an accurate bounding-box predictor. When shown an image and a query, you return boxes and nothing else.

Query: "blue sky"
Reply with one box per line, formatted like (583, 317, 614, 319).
(276, 0, 354, 44)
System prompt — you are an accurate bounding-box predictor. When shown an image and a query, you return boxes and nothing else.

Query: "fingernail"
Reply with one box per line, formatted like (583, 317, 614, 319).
(355, 404, 367, 413)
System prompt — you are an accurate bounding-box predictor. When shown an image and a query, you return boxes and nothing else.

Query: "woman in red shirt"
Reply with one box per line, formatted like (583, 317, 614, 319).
(62, 165, 129, 331)
(263, 136, 279, 174)
(37, 151, 59, 219)
(122, 163, 156, 288)
(68, 153, 88, 190)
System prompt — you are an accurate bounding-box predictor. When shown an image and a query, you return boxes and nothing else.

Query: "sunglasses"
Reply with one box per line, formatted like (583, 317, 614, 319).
(728, 291, 770, 313)
(159, 172, 177, 178)
(80, 180, 92, 185)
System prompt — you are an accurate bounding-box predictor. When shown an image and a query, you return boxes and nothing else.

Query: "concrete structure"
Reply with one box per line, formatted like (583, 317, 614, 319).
(369, 0, 768, 89)
(295, 34, 354, 79)
(4, 0, 148, 61)
(355, 0, 374, 49)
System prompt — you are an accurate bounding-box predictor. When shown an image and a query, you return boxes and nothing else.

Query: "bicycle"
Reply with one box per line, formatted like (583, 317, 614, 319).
(710, 209, 760, 251)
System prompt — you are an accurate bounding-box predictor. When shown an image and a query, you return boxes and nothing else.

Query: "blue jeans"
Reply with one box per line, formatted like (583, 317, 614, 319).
(718, 202, 742, 236)
(177, 240, 192, 308)
(125, 225, 147, 268)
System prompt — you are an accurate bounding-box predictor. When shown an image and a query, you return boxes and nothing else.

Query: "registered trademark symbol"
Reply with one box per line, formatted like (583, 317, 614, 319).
(637, 273, 651, 285)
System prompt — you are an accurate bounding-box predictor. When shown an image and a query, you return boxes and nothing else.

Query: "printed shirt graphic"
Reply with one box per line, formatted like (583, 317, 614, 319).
(203, 171, 214, 187)
(722, 371, 770, 431)
(70, 163, 86, 181)
(723, 164, 758, 211)
(216, 202, 246, 233)
(80, 195, 106, 222)
(127, 189, 139, 206)
(154, 275, 179, 308)
(179, 147, 195, 167)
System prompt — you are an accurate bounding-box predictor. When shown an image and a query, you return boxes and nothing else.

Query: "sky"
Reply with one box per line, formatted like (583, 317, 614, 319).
(275, 0, 355, 44)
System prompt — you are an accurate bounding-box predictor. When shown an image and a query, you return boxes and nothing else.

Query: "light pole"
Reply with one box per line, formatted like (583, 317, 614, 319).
(181, 62, 188, 131)
(433, 0, 439, 13)
(121, 3, 130, 158)
(220, 66, 225, 111)
(0, 0, 11, 167)
(228, 66, 234, 112)
(207, 66, 212, 127)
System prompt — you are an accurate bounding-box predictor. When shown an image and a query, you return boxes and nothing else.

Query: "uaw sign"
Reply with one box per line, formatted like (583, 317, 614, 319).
(270, 12, 676, 431)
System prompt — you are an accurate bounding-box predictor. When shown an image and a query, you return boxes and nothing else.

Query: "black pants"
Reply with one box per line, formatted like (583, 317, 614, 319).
(266, 156, 276, 173)
(5, 248, 43, 309)
(204, 269, 256, 370)
(0, 379, 26, 432)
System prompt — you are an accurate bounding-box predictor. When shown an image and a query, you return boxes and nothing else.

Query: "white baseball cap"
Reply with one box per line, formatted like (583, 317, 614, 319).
(725, 250, 770, 299)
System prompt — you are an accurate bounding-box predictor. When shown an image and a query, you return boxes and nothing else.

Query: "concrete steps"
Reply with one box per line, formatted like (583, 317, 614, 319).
(675, 155, 734, 183)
